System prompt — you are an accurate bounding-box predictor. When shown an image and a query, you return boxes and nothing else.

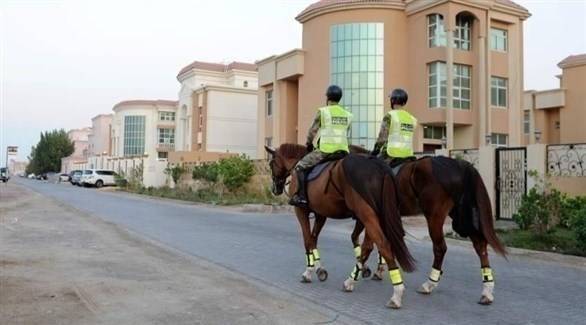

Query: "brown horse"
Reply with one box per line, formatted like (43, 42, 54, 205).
(332, 146, 506, 305)
(265, 144, 415, 309)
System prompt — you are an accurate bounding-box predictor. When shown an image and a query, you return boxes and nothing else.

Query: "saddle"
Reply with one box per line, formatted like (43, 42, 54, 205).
(307, 151, 347, 182)
(388, 156, 416, 176)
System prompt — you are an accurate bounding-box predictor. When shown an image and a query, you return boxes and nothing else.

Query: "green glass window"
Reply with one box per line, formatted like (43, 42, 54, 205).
(330, 22, 384, 149)
(123, 115, 145, 156)
(490, 28, 508, 52)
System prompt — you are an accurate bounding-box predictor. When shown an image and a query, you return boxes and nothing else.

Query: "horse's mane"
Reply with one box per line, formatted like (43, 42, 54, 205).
(278, 143, 307, 159)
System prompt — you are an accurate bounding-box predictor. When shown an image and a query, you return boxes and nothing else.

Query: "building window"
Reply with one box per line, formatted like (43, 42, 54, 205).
(428, 62, 447, 108)
(428, 14, 447, 48)
(523, 111, 530, 134)
(423, 125, 446, 140)
(158, 128, 175, 146)
(198, 107, 203, 128)
(491, 133, 508, 147)
(453, 64, 471, 109)
(330, 22, 384, 149)
(243, 80, 249, 88)
(266, 90, 273, 117)
(491, 77, 508, 108)
(454, 15, 472, 51)
(490, 28, 508, 52)
(123, 115, 145, 156)
(157, 151, 168, 159)
(428, 62, 470, 109)
(159, 111, 175, 121)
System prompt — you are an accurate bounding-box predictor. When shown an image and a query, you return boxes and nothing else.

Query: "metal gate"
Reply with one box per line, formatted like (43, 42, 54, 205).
(496, 147, 527, 220)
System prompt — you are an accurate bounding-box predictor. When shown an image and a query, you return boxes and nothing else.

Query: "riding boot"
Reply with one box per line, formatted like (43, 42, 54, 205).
(289, 169, 309, 208)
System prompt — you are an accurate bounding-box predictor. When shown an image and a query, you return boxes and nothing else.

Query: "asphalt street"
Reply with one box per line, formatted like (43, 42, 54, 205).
(15, 178, 586, 324)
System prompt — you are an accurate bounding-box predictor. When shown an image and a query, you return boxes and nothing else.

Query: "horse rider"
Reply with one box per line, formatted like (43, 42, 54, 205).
(289, 85, 353, 208)
(371, 88, 418, 167)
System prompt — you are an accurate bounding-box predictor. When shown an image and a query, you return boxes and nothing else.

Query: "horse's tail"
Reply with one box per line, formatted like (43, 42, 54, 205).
(469, 166, 507, 257)
(380, 172, 416, 272)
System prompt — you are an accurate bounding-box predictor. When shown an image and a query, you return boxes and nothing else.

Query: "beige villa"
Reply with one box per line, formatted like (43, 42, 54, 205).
(256, 0, 531, 157)
(523, 54, 586, 145)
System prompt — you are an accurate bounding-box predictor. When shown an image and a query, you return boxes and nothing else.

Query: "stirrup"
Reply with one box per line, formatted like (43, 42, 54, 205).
(289, 195, 308, 208)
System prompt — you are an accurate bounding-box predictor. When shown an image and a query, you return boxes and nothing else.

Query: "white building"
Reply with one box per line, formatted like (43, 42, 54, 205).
(173, 61, 259, 161)
(110, 100, 178, 187)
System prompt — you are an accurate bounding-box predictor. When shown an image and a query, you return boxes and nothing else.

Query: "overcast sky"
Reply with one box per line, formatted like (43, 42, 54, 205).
(1, 0, 585, 163)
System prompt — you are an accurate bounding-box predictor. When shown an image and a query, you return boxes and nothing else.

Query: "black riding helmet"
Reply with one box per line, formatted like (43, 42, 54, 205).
(326, 85, 343, 103)
(389, 88, 408, 108)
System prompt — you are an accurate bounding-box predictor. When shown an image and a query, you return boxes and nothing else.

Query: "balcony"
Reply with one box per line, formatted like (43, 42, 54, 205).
(156, 142, 175, 151)
(534, 89, 565, 110)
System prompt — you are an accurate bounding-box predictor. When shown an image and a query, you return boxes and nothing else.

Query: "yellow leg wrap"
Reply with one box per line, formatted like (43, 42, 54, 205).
(429, 268, 442, 283)
(350, 263, 362, 281)
(389, 268, 403, 286)
(353, 246, 361, 259)
(481, 267, 494, 283)
(306, 252, 315, 267)
(312, 249, 320, 261)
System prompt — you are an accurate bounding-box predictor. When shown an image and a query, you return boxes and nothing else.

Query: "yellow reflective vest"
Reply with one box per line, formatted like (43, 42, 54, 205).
(318, 105, 352, 154)
(386, 109, 417, 158)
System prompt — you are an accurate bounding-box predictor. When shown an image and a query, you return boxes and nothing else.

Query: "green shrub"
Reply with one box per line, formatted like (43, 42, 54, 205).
(192, 155, 254, 192)
(192, 163, 219, 183)
(571, 206, 586, 252)
(513, 188, 541, 230)
(165, 165, 186, 185)
(562, 196, 586, 228)
(216, 155, 254, 191)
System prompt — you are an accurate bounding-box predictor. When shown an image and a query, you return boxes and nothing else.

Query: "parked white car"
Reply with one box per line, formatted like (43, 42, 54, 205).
(80, 169, 117, 188)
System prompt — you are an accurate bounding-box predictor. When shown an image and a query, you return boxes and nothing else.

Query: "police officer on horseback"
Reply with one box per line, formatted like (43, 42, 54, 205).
(289, 85, 353, 207)
(371, 88, 418, 166)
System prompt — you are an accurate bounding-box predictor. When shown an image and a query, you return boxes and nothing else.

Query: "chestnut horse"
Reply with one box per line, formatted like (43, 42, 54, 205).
(265, 144, 415, 309)
(324, 146, 506, 305)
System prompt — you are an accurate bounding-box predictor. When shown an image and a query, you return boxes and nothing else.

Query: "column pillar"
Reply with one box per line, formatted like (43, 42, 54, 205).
(478, 34, 487, 147)
(446, 26, 455, 150)
(486, 13, 492, 144)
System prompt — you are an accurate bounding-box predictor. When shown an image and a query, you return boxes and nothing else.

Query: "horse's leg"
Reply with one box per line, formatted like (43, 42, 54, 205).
(295, 208, 316, 283)
(372, 243, 387, 281)
(470, 233, 495, 305)
(343, 225, 374, 292)
(311, 214, 328, 281)
(361, 216, 406, 309)
(417, 212, 448, 294)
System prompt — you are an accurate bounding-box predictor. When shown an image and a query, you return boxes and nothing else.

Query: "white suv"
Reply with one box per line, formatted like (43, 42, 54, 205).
(81, 169, 117, 188)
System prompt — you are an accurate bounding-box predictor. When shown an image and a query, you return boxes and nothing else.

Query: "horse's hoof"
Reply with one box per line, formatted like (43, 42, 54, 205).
(416, 281, 436, 295)
(362, 266, 372, 278)
(342, 278, 355, 292)
(372, 272, 383, 281)
(300, 275, 312, 283)
(316, 268, 328, 282)
(386, 299, 401, 309)
(478, 296, 493, 305)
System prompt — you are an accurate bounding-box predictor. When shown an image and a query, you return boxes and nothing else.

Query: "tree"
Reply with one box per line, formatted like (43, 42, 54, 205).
(26, 129, 74, 175)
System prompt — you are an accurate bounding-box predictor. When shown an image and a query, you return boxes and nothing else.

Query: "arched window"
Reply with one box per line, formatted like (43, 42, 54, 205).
(454, 13, 473, 51)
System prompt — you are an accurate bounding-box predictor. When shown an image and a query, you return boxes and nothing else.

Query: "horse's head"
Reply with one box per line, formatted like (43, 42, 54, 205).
(265, 145, 289, 195)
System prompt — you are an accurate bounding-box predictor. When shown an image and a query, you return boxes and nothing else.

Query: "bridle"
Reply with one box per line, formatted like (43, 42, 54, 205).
(268, 156, 293, 196)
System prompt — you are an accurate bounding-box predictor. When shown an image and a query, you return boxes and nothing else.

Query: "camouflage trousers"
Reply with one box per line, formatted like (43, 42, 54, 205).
(295, 150, 327, 171)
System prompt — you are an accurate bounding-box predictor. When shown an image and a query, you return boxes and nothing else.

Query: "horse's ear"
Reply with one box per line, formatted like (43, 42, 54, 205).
(264, 145, 276, 156)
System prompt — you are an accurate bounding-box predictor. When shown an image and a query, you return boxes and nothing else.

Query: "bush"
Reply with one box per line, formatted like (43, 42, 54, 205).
(561, 196, 586, 228)
(216, 155, 254, 191)
(513, 171, 563, 234)
(192, 155, 254, 192)
(570, 206, 586, 252)
(165, 165, 186, 185)
(192, 163, 219, 183)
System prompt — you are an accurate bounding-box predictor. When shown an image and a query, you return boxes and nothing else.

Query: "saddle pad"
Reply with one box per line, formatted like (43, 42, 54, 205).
(391, 163, 404, 176)
(307, 161, 334, 182)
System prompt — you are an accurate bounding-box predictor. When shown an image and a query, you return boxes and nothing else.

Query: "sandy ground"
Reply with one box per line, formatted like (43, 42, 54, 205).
(0, 182, 337, 325)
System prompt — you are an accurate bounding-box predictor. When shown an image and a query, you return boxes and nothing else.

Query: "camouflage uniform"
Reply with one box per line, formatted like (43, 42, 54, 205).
(295, 111, 326, 170)
(373, 114, 392, 162)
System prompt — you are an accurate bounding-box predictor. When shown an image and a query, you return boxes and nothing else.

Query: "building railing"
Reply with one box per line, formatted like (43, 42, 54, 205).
(157, 142, 175, 151)
(547, 143, 586, 177)
(450, 148, 480, 169)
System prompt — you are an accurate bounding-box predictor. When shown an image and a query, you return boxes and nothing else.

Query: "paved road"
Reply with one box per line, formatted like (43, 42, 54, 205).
(16, 178, 586, 324)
